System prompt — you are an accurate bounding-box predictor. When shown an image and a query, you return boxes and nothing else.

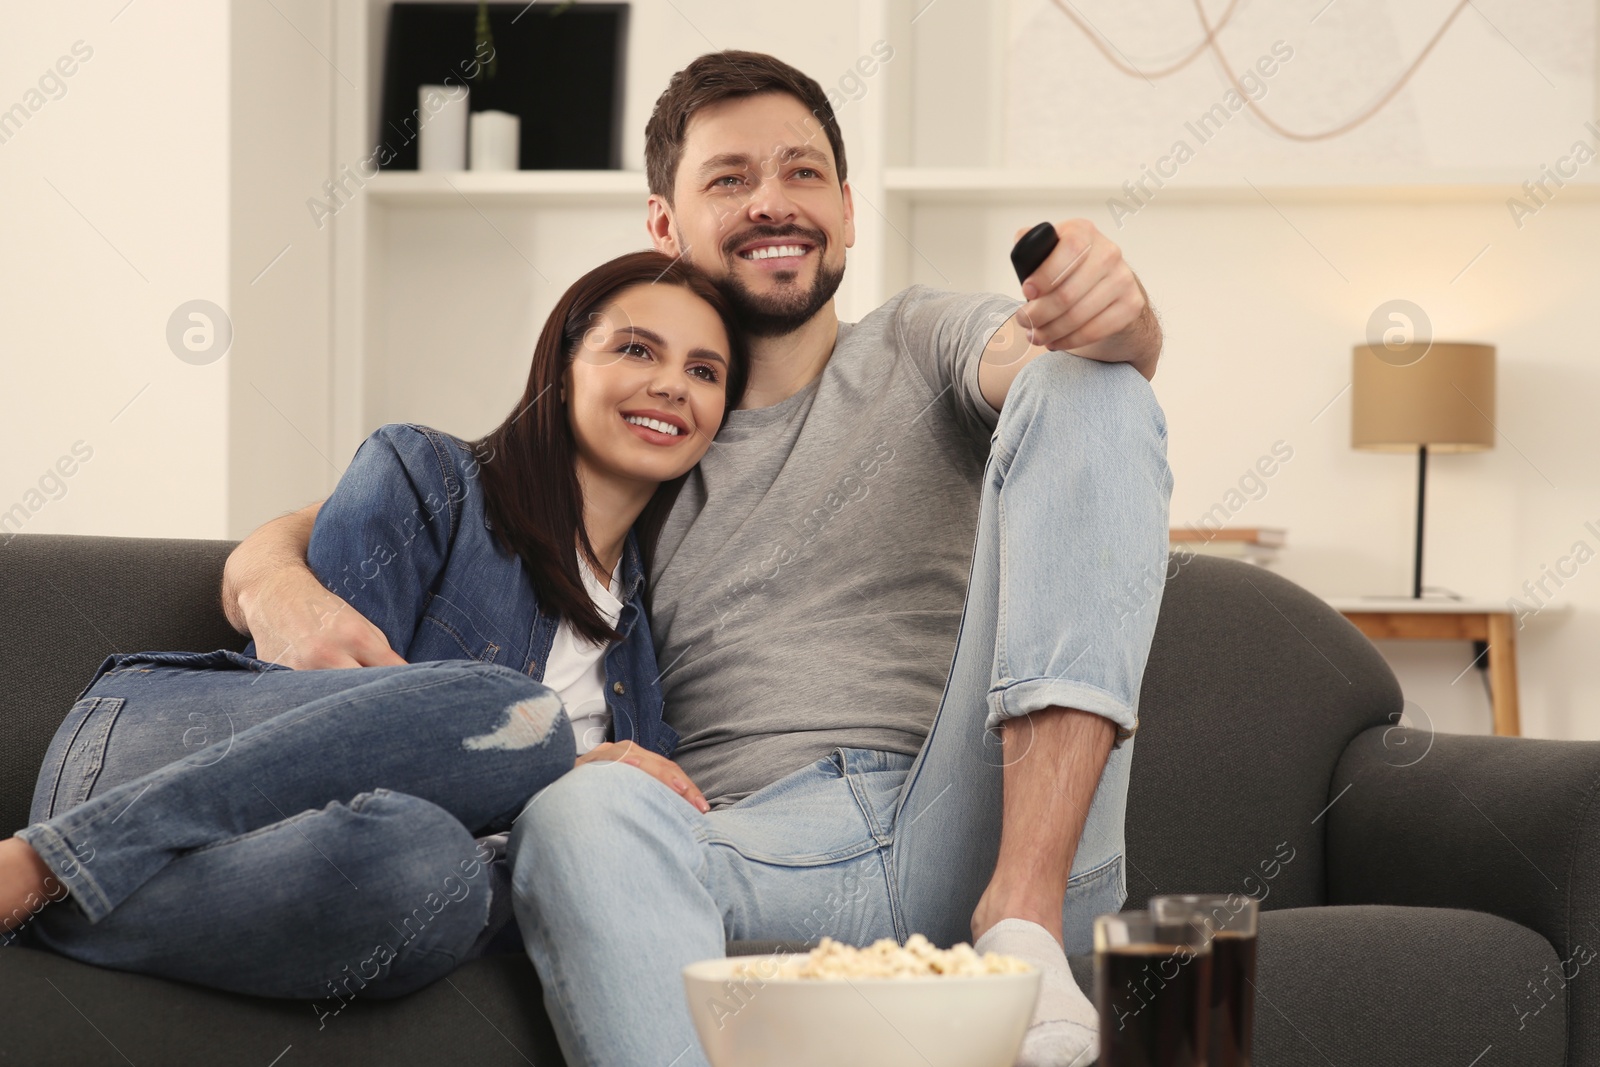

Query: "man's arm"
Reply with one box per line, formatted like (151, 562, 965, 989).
(222, 500, 406, 669)
(978, 219, 1162, 410)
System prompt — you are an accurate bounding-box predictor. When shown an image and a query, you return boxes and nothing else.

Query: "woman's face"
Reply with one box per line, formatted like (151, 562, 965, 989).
(565, 283, 732, 488)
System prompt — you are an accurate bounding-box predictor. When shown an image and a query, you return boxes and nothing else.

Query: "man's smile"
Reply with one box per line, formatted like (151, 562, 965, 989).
(735, 238, 814, 271)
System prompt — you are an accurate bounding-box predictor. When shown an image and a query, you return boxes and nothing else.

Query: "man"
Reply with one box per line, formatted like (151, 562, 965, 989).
(223, 51, 1171, 1067)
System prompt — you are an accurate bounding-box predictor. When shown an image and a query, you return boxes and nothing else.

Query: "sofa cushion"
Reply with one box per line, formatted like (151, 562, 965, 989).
(1252, 905, 1565, 1064)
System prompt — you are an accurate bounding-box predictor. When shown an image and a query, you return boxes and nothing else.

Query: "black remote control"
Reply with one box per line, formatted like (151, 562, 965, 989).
(1010, 222, 1059, 285)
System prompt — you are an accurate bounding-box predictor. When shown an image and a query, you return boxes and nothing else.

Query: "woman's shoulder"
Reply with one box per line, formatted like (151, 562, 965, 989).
(365, 422, 472, 460)
(333, 424, 498, 542)
(360, 423, 487, 485)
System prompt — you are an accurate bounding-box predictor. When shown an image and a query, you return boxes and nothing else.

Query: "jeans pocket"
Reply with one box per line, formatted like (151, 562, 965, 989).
(707, 754, 881, 867)
(834, 747, 914, 841)
(30, 696, 126, 822)
(419, 596, 504, 665)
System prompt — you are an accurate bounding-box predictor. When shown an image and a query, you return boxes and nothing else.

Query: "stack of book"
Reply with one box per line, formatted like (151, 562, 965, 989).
(1169, 526, 1285, 567)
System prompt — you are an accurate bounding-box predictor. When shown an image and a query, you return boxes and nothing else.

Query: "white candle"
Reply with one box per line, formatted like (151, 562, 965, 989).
(417, 84, 469, 171)
(470, 110, 521, 171)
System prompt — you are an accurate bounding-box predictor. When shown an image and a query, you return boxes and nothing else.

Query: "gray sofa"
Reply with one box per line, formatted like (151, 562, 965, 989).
(1, 534, 1594, 1065)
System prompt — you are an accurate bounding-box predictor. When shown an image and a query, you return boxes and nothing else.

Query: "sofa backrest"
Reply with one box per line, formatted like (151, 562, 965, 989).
(0, 535, 243, 837)
(1127, 550, 1402, 912)
(0, 536, 1403, 917)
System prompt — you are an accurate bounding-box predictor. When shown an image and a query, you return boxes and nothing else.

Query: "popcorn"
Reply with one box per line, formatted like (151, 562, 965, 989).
(760, 935, 1033, 980)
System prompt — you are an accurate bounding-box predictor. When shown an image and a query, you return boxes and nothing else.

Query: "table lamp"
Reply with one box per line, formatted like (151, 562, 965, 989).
(1351, 342, 1496, 598)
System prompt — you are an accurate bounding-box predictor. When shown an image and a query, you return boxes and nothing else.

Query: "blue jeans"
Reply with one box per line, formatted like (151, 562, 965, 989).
(508, 352, 1173, 1067)
(17, 652, 574, 1001)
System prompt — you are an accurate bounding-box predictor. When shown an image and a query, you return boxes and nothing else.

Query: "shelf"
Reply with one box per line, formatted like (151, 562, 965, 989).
(883, 168, 1600, 204)
(365, 170, 649, 206)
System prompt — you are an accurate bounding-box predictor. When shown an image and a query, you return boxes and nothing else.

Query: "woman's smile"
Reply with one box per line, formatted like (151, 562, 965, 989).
(621, 409, 690, 444)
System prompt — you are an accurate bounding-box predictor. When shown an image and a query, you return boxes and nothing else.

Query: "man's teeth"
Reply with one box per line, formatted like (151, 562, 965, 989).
(625, 415, 682, 437)
(741, 244, 808, 260)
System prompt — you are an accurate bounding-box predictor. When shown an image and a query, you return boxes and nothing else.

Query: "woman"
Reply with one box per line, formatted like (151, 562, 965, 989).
(0, 251, 746, 1004)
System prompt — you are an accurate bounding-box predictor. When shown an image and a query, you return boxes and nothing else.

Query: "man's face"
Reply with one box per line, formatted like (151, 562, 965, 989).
(650, 92, 855, 338)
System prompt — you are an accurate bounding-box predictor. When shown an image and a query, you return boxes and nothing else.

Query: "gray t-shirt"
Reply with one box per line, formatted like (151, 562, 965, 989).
(650, 285, 1019, 807)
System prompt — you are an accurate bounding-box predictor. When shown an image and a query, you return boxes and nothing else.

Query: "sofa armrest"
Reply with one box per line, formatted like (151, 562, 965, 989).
(1327, 726, 1600, 1064)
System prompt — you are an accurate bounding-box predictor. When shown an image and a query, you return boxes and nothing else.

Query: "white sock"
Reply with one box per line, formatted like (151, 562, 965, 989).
(974, 918, 1098, 1067)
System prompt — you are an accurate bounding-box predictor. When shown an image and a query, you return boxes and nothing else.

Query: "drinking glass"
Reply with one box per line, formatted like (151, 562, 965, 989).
(1151, 894, 1260, 1067)
(1094, 909, 1213, 1067)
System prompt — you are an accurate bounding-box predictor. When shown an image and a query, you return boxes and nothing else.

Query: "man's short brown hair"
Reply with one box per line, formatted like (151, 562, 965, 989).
(644, 50, 848, 202)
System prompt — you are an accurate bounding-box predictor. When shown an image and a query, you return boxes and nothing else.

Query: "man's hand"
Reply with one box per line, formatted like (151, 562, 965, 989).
(242, 569, 406, 669)
(576, 742, 711, 813)
(222, 499, 405, 670)
(1014, 219, 1160, 372)
(979, 219, 1162, 408)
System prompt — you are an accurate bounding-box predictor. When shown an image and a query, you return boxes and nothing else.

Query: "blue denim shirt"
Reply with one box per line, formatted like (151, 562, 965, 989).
(250, 423, 678, 757)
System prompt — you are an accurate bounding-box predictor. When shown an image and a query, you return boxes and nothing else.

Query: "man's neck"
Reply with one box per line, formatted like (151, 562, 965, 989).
(737, 302, 840, 410)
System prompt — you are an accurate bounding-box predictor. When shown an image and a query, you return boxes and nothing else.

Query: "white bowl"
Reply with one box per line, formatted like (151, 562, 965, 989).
(682, 954, 1041, 1067)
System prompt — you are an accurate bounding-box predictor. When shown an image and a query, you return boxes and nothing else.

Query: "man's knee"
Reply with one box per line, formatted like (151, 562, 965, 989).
(996, 353, 1167, 471)
(1005, 351, 1156, 426)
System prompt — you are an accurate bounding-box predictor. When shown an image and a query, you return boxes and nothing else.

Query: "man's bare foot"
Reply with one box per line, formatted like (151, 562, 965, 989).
(0, 837, 65, 935)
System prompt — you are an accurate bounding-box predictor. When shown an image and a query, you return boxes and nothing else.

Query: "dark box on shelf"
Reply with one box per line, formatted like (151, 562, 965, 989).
(378, 2, 627, 170)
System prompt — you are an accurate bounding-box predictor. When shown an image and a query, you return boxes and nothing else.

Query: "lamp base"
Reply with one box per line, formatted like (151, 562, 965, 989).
(1412, 444, 1428, 599)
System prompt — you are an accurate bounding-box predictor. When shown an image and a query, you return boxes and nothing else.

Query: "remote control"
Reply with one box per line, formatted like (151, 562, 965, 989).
(1010, 222, 1059, 285)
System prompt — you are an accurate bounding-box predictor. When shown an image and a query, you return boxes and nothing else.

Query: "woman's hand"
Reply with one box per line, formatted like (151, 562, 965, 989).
(576, 742, 711, 813)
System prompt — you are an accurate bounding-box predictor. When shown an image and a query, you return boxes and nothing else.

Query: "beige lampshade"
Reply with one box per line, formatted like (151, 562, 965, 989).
(1351, 342, 1496, 453)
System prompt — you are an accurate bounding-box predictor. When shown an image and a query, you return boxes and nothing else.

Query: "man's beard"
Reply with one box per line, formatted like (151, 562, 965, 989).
(718, 228, 846, 338)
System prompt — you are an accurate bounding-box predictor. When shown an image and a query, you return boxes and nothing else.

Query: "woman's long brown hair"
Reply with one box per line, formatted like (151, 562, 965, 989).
(472, 251, 747, 645)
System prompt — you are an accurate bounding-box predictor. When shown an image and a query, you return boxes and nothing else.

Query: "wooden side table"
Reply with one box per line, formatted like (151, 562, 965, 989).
(1323, 598, 1521, 737)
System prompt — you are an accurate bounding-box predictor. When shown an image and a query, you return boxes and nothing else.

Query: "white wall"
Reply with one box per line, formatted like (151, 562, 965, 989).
(369, 203, 645, 438)
(2, 2, 353, 542)
(1, 2, 231, 540)
(228, 0, 338, 537)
